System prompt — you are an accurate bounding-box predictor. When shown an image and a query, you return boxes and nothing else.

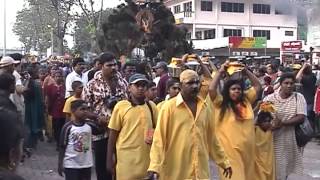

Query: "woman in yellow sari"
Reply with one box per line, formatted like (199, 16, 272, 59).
(209, 62, 262, 180)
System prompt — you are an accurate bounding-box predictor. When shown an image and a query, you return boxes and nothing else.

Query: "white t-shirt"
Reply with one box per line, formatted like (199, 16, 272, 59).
(10, 71, 25, 120)
(63, 123, 93, 169)
(65, 71, 83, 98)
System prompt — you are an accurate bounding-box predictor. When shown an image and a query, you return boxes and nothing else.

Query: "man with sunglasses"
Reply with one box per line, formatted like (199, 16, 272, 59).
(82, 52, 127, 180)
(107, 73, 158, 180)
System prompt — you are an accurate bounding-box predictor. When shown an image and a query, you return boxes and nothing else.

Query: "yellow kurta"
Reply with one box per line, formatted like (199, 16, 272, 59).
(254, 127, 275, 180)
(108, 100, 158, 180)
(212, 87, 256, 180)
(149, 93, 230, 180)
(156, 100, 166, 111)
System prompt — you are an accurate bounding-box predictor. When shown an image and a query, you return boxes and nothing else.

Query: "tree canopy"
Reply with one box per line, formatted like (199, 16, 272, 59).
(100, 0, 192, 61)
(13, 0, 192, 59)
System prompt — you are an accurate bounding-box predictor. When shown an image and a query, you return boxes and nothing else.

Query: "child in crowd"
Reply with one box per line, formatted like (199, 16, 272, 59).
(58, 100, 99, 180)
(262, 76, 274, 98)
(63, 81, 83, 121)
(254, 102, 275, 180)
(157, 78, 180, 111)
(145, 81, 157, 102)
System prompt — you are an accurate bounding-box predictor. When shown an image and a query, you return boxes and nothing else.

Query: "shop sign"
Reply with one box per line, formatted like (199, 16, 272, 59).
(281, 41, 302, 51)
(229, 37, 267, 49)
(250, 52, 258, 56)
(241, 52, 249, 56)
(232, 52, 241, 56)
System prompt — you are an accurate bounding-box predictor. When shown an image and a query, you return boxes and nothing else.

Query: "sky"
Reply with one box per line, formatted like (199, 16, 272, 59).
(0, 0, 124, 49)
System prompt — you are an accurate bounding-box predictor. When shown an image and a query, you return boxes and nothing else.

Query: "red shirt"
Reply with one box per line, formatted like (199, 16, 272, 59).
(46, 84, 66, 119)
(157, 73, 169, 101)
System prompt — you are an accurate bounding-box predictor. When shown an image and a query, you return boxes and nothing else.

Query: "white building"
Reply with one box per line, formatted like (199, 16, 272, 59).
(164, 0, 298, 52)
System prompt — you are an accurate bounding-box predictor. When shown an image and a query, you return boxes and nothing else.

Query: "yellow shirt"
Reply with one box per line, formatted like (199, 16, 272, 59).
(108, 100, 158, 180)
(212, 87, 256, 180)
(63, 96, 81, 114)
(254, 127, 275, 180)
(156, 100, 166, 111)
(149, 93, 230, 180)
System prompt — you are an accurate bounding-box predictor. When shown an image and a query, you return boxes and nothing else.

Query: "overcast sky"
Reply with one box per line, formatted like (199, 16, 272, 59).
(0, 0, 124, 49)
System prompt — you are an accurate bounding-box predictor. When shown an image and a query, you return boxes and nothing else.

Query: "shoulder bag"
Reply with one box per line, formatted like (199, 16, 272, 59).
(295, 93, 314, 147)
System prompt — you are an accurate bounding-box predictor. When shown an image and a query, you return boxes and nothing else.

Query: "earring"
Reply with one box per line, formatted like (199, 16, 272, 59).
(8, 162, 16, 171)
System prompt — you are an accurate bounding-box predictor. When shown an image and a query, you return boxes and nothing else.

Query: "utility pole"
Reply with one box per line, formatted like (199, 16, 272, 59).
(3, 0, 7, 56)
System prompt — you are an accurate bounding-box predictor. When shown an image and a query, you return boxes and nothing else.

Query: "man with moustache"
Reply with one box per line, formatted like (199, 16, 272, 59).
(82, 52, 128, 180)
(146, 69, 232, 180)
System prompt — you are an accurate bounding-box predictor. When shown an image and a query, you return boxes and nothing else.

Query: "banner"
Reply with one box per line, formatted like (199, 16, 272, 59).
(281, 41, 302, 51)
(229, 37, 267, 49)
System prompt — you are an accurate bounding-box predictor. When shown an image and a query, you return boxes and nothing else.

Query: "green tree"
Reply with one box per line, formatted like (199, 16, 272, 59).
(73, 7, 112, 54)
(74, 0, 110, 53)
(100, 0, 192, 60)
(27, 0, 76, 55)
(13, 7, 51, 54)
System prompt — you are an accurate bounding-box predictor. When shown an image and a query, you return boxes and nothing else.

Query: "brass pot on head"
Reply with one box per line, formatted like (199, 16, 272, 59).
(185, 54, 200, 72)
(168, 57, 184, 78)
(226, 61, 245, 80)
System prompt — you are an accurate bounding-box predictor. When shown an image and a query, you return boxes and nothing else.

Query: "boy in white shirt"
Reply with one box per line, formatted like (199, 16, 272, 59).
(58, 100, 99, 180)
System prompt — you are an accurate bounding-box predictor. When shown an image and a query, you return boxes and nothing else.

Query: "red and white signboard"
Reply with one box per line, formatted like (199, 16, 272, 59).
(281, 41, 303, 52)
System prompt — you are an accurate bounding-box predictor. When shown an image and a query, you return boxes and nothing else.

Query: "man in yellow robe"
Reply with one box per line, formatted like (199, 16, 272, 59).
(147, 70, 232, 180)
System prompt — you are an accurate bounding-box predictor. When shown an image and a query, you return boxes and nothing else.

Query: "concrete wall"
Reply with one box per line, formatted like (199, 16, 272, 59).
(165, 0, 298, 49)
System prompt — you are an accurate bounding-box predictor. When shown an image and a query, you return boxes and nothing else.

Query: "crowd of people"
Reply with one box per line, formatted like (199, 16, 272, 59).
(0, 52, 319, 180)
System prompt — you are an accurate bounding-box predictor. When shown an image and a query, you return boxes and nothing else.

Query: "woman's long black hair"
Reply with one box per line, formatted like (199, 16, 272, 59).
(219, 79, 246, 120)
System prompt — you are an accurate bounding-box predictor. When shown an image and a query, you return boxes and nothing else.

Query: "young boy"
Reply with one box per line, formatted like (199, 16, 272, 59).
(254, 102, 275, 180)
(145, 81, 157, 102)
(107, 73, 158, 180)
(63, 81, 83, 121)
(58, 100, 99, 180)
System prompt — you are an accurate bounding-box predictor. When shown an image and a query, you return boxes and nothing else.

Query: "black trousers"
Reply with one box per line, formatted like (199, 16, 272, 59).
(52, 118, 65, 145)
(65, 167, 91, 180)
(93, 138, 112, 180)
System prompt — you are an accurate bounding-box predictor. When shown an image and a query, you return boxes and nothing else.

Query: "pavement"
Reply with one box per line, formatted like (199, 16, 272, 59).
(17, 139, 320, 180)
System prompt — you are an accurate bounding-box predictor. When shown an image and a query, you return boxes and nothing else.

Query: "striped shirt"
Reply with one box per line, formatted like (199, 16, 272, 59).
(263, 91, 307, 180)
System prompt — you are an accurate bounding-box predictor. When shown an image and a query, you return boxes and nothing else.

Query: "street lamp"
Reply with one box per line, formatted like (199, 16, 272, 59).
(3, 0, 7, 56)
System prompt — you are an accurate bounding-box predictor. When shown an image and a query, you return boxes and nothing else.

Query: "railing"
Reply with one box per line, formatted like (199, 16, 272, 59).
(184, 11, 193, 17)
(174, 11, 194, 18)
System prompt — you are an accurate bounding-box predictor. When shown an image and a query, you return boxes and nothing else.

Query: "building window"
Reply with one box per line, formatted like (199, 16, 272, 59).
(221, 2, 244, 13)
(223, 29, 242, 37)
(195, 31, 202, 40)
(253, 30, 271, 40)
(174, 5, 181, 14)
(201, 1, 213, 11)
(183, 2, 192, 12)
(253, 4, 271, 14)
(275, 7, 291, 15)
(186, 32, 192, 40)
(285, 31, 294, 36)
(204, 29, 216, 39)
